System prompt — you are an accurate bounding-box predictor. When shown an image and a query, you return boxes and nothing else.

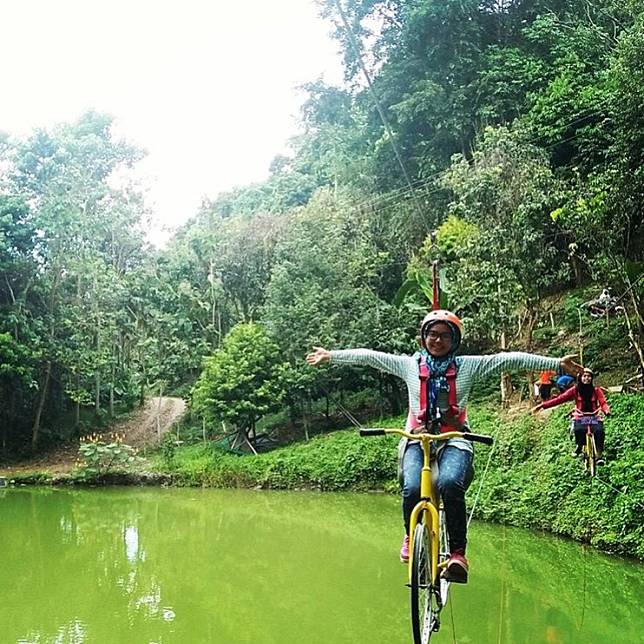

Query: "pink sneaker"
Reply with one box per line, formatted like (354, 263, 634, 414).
(400, 535, 410, 563)
(443, 550, 469, 583)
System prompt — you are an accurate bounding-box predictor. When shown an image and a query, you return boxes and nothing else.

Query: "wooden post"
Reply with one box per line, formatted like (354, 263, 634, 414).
(156, 385, 163, 444)
(578, 308, 584, 366)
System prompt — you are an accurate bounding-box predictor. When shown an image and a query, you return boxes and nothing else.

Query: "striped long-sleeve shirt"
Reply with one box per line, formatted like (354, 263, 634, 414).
(330, 349, 561, 453)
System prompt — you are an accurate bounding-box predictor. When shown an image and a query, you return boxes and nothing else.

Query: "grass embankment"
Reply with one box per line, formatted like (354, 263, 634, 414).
(155, 393, 644, 559)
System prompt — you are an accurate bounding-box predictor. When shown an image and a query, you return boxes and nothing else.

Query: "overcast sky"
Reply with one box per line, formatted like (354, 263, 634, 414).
(0, 0, 343, 244)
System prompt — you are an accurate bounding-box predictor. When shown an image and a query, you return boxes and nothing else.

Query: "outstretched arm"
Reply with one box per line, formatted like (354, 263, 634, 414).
(306, 346, 412, 380)
(467, 352, 583, 381)
(534, 386, 576, 412)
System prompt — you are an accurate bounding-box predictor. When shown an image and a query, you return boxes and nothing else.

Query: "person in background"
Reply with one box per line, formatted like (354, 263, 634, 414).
(306, 310, 581, 583)
(534, 367, 610, 465)
(555, 373, 575, 392)
(536, 370, 557, 401)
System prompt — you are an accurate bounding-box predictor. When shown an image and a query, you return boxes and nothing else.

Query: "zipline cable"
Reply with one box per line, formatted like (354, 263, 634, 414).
(467, 431, 498, 528)
(345, 107, 613, 226)
(593, 473, 644, 511)
(333, 0, 429, 232)
(448, 594, 458, 644)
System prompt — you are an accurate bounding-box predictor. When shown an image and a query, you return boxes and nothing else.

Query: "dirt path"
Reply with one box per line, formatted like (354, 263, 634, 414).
(0, 397, 187, 477)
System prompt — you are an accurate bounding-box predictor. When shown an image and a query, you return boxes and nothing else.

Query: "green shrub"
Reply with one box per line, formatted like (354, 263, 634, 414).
(76, 433, 139, 477)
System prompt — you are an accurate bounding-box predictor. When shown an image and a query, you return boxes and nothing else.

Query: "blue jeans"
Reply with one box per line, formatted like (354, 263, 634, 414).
(401, 443, 474, 553)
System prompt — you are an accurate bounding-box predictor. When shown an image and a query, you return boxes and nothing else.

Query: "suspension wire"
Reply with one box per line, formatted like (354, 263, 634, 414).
(593, 473, 644, 511)
(524, 101, 611, 147)
(333, 0, 429, 232)
(496, 523, 507, 644)
(352, 176, 441, 213)
(449, 596, 458, 644)
(348, 98, 612, 219)
(343, 108, 614, 234)
(318, 384, 365, 430)
(467, 434, 499, 528)
(334, 397, 364, 430)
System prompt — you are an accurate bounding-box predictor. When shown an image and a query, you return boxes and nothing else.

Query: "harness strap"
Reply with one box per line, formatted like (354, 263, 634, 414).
(417, 355, 467, 432)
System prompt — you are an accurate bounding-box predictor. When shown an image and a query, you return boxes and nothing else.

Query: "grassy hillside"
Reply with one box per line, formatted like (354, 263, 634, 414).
(155, 393, 644, 559)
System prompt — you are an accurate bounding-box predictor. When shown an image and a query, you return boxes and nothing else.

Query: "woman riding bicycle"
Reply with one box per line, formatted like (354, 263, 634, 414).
(534, 367, 610, 465)
(306, 310, 580, 583)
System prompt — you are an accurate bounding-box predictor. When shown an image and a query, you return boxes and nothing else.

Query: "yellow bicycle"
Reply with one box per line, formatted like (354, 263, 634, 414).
(577, 412, 601, 477)
(360, 427, 493, 644)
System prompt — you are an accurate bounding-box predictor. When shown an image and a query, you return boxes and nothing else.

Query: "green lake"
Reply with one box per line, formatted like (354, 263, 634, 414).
(1, 487, 642, 643)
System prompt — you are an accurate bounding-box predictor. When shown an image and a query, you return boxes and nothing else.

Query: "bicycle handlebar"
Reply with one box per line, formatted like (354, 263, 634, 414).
(359, 428, 387, 436)
(359, 428, 493, 445)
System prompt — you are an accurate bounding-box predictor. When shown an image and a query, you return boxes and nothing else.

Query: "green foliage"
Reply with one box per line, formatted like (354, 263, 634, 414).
(0, 111, 148, 452)
(3, 1, 644, 462)
(435, 216, 480, 262)
(160, 434, 179, 468)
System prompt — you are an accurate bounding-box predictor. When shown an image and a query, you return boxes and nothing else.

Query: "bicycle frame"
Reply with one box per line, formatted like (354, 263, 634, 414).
(407, 433, 442, 586)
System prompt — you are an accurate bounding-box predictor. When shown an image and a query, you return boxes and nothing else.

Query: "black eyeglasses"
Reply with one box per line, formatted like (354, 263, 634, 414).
(425, 331, 452, 342)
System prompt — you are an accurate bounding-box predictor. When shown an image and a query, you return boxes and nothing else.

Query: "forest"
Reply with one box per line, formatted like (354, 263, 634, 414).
(1, 0, 643, 458)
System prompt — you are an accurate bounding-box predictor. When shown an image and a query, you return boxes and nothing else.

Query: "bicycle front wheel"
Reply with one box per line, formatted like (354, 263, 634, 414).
(410, 521, 440, 644)
(584, 432, 597, 477)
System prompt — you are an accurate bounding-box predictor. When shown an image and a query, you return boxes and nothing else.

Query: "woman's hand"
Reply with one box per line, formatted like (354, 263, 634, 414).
(306, 346, 331, 367)
(559, 354, 583, 376)
(532, 402, 544, 414)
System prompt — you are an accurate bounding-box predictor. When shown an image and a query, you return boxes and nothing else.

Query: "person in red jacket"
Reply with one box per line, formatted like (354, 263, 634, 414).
(534, 367, 610, 464)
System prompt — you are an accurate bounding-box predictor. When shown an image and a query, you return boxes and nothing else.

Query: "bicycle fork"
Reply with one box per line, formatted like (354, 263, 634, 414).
(408, 441, 441, 588)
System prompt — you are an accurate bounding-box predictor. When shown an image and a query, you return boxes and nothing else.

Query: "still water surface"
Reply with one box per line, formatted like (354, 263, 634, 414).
(1, 487, 643, 644)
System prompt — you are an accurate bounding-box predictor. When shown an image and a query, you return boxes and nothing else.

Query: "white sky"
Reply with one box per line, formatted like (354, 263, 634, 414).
(0, 0, 343, 244)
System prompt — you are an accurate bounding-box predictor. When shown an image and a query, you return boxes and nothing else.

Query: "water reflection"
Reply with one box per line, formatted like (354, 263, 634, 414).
(0, 487, 642, 643)
(124, 525, 140, 563)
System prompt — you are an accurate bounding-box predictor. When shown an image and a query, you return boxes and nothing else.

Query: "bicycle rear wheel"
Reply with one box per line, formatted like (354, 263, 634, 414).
(410, 521, 440, 644)
(438, 507, 450, 608)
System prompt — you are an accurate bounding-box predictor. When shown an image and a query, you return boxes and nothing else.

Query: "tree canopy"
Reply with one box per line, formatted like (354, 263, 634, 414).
(1, 1, 642, 456)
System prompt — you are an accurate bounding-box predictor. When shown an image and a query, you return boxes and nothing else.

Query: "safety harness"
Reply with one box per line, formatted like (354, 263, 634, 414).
(416, 354, 468, 432)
